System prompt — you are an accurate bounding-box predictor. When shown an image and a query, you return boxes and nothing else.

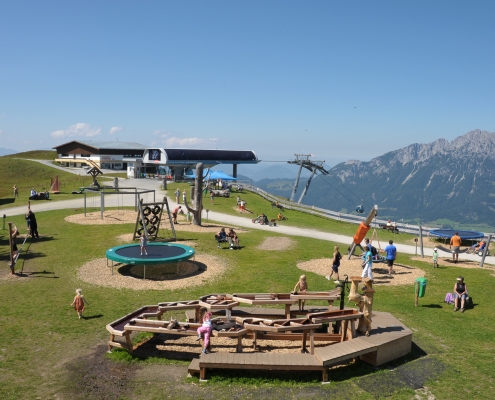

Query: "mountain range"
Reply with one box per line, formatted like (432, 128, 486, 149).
(254, 130, 495, 230)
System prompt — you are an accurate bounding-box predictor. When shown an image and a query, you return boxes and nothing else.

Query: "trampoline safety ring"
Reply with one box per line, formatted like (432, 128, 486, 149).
(105, 242, 195, 279)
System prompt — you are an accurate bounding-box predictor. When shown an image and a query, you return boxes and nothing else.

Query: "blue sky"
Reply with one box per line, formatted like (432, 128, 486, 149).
(1, 1, 494, 170)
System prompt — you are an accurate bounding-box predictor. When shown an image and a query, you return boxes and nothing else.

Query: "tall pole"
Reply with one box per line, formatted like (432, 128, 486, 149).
(480, 234, 492, 268)
(298, 168, 317, 204)
(290, 160, 304, 202)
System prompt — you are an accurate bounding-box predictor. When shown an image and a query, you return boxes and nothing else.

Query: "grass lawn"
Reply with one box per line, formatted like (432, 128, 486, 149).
(1, 155, 494, 399)
(0, 201, 494, 400)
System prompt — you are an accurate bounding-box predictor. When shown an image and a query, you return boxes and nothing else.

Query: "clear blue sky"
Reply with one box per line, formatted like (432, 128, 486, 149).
(1, 1, 494, 169)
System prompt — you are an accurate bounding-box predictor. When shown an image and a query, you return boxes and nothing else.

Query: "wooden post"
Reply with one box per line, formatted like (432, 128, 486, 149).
(8, 222, 15, 274)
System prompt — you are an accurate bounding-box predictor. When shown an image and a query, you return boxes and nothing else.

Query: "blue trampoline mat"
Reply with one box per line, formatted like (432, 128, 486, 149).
(429, 229, 484, 240)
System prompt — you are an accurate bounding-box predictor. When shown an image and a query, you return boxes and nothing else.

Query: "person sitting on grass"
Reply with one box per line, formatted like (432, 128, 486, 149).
(454, 276, 468, 313)
(227, 228, 239, 249)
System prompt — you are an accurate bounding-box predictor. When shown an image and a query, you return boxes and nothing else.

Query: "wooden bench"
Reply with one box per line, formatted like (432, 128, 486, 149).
(196, 352, 329, 382)
(378, 224, 399, 234)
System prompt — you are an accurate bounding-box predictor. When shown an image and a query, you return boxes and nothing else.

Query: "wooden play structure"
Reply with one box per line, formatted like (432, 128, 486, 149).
(50, 176, 60, 194)
(106, 285, 412, 382)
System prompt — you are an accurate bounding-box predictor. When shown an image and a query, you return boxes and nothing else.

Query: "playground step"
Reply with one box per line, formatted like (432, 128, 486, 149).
(314, 337, 377, 367)
(196, 352, 328, 382)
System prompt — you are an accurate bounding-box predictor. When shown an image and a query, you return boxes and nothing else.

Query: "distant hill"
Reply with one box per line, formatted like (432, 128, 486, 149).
(295, 129, 495, 228)
(0, 148, 18, 156)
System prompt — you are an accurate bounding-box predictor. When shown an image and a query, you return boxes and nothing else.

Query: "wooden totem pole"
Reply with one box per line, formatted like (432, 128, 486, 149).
(348, 276, 375, 336)
(184, 162, 204, 226)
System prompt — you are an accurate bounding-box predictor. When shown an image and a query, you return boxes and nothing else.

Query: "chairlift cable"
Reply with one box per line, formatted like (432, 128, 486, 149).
(315, 171, 372, 210)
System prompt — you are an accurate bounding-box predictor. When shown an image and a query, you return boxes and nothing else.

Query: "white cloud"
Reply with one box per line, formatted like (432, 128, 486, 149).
(50, 123, 101, 138)
(109, 126, 123, 135)
(152, 130, 169, 138)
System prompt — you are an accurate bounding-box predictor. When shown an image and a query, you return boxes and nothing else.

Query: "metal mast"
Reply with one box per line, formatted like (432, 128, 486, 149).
(288, 154, 329, 203)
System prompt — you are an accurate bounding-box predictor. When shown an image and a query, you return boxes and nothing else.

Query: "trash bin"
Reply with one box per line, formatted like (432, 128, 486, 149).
(416, 277, 427, 298)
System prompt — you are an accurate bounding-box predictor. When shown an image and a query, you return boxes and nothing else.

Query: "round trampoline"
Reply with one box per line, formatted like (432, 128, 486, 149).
(429, 229, 485, 240)
(106, 243, 195, 279)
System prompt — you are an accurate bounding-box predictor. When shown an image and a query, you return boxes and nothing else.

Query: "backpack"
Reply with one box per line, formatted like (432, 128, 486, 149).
(465, 295, 474, 309)
(444, 292, 454, 304)
(370, 246, 378, 257)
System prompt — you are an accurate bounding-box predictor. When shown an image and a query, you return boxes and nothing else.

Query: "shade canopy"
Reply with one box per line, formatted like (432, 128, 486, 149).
(208, 170, 237, 180)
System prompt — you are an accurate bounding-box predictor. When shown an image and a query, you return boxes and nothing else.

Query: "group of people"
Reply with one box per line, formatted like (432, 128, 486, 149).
(9, 205, 40, 273)
(29, 188, 49, 200)
(175, 188, 187, 204)
(215, 227, 240, 249)
(359, 238, 397, 281)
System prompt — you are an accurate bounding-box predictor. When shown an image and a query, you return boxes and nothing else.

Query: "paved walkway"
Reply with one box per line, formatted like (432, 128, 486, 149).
(3, 175, 493, 266)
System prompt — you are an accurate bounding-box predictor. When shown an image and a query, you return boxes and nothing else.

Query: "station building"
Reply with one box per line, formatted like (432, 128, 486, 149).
(53, 140, 146, 171)
(53, 141, 258, 179)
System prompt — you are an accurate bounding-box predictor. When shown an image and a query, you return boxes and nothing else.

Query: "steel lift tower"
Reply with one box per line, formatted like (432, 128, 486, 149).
(288, 154, 329, 203)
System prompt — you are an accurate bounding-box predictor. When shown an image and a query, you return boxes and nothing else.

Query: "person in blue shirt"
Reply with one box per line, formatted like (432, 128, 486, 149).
(361, 248, 373, 280)
(384, 240, 397, 276)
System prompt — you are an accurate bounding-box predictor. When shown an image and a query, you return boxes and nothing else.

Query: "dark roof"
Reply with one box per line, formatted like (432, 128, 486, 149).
(53, 140, 147, 151)
(164, 149, 257, 164)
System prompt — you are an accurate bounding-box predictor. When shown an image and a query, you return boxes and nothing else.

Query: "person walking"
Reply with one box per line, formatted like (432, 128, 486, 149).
(175, 188, 180, 204)
(182, 189, 187, 204)
(327, 246, 342, 282)
(450, 232, 462, 263)
(384, 240, 397, 276)
(361, 246, 373, 281)
(27, 209, 39, 238)
(71, 289, 89, 319)
(12, 184, 18, 198)
(209, 190, 214, 204)
(433, 248, 439, 268)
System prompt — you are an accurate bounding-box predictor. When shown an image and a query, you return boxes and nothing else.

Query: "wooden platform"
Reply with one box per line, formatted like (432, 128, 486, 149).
(188, 310, 412, 380)
(197, 352, 329, 381)
(185, 306, 335, 322)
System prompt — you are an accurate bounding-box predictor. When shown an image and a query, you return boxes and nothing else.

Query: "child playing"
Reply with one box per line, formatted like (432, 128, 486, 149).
(327, 246, 342, 282)
(196, 307, 213, 354)
(293, 275, 308, 311)
(140, 232, 148, 256)
(433, 248, 438, 268)
(70, 288, 89, 319)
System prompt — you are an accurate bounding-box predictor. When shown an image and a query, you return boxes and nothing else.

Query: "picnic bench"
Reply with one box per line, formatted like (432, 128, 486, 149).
(378, 223, 399, 234)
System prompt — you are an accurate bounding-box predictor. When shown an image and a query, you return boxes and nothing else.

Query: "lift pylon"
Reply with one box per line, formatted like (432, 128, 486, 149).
(288, 154, 328, 203)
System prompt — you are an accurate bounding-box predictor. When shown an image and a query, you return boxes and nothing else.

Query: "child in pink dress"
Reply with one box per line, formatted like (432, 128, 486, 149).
(71, 289, 89, 319)
(196, 307, 213, 354)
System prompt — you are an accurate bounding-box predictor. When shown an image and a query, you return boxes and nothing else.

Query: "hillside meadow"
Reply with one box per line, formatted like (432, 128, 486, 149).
(0, 153, 494, 399)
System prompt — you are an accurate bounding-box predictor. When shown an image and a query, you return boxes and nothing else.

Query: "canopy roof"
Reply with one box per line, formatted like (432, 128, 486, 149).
(209, 171, 236, 180)
(185, 170, 237, 180)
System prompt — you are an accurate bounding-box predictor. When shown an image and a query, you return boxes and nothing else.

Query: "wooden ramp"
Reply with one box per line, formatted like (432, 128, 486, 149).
(314, 338, 377, 366)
